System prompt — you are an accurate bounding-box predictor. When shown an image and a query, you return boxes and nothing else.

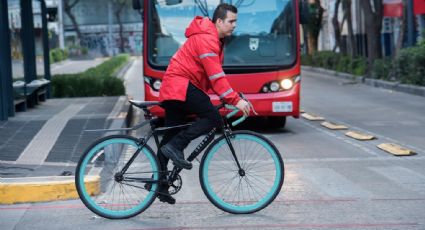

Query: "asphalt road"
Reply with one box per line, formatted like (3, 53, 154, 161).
(1, 68, 424, 230)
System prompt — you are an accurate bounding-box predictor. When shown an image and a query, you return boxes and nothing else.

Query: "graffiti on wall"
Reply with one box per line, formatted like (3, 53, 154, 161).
(79, 31, 142, 56)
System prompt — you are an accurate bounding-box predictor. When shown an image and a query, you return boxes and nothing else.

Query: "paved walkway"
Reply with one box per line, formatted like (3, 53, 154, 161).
(12, 57, 107, 79)
(0, 57, 143, 180)
(0, 96, 128, 176)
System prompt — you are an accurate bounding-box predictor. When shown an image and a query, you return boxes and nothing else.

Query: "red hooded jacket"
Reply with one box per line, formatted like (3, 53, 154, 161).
(159, 16, 241, 106)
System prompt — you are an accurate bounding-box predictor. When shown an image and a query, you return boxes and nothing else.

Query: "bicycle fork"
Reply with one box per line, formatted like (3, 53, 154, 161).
(223, 129, 245, 177)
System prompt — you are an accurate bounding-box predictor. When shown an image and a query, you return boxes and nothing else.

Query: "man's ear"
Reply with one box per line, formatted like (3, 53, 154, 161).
(216, 18, 223, 25)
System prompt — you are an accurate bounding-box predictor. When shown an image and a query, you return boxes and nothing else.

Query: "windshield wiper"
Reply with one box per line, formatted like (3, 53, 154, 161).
(195, 0, 209, 17)
(234, 0, 243, 7)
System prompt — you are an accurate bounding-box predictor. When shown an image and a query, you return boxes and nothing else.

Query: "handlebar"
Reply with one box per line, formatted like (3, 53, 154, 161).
(216, 93, 256, 127)
(224, 104, 247, 127)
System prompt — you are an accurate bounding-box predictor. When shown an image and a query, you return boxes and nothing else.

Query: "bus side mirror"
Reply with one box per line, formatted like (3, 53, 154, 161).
(166, 0, 183, 5)
(132, 0, 143, 10)
(299, 0, 309, 25)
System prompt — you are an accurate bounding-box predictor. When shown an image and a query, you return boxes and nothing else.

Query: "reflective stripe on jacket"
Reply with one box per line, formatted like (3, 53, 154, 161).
(159, 16, 240, 106)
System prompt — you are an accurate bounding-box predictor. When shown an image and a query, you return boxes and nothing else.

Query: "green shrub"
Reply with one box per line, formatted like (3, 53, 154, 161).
(51, 49, 62, 62)
(395, 46, 425, 86)
(81, 47, 88, 55)
(301, 54, 313, 65)
(418, 30, 425, 47)
(371, 58, 392, 80)
(336, 56, 351, 73)
(51, 55, 128, 97)
(350, 57, 367, 76)
(84, 54, 129, 79)
(49, 51, 54, 64)
(49, 48, 69, 63)
(303, 51, 367, 76)
(62, 48, 69, 59)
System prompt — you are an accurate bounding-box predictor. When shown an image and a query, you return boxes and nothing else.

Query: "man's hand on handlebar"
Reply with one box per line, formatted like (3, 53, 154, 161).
(236, 99, 251, 117)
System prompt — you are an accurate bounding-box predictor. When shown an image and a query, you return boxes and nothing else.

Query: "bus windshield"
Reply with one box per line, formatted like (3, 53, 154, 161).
(148, 0, 297, 68)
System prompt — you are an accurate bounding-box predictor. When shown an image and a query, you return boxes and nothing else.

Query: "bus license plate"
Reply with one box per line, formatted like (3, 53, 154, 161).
(272, 102, 293, 112)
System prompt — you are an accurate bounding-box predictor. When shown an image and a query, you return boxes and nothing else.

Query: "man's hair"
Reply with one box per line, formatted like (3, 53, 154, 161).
(212, 3, 237, 23)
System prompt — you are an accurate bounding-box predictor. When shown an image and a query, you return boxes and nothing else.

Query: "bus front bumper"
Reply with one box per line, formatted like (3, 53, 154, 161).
(145, 84, 300, 119)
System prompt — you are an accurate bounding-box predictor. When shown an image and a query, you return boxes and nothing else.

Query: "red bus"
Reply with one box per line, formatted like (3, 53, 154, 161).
(133, 0, 302, 128)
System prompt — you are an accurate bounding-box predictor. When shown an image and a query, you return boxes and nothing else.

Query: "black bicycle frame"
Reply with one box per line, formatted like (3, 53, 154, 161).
(119, 103, 244, 184)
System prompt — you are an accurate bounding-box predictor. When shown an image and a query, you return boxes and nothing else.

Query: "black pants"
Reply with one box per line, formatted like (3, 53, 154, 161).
(158, 83, 222, 171)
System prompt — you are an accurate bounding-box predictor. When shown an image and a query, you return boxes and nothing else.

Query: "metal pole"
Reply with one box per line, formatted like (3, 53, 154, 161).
(108, 0, 113, 56)
(0, 0, 14, 120)
(58, 0, 65, 49)
(21, 0, 37, 107)
(21, 0, 37, 84)
(40, 0, 51, 98)
(406, 0, 415, 46)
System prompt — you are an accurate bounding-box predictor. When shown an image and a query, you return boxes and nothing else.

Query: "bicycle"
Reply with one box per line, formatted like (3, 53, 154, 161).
(75, 98, 285, 219)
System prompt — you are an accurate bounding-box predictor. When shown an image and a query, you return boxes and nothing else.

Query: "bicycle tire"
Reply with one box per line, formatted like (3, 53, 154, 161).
(75, 135, 160, 219)
(199, 130, 284, 214)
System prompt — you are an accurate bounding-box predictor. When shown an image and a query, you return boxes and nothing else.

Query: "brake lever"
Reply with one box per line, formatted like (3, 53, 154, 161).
(239, 93, 258, 115)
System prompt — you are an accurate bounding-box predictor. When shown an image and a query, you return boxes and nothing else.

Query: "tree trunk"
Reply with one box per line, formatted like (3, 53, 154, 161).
(388, 0, 406, 80)
(360, 0, 383, 70)
(307, 0, 324, 54)
(343, 0, 357, 57)
(307, 34, 318, 54)
(115, 6, 125, 53)
(332, 0, 342, 52)
(64, 0, 81, 45)
(393, 0, 406, 57)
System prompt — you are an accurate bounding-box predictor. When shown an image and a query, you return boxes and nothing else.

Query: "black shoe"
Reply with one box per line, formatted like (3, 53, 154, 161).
(157, 186, 176, 205)
(161, 144, 193, 170)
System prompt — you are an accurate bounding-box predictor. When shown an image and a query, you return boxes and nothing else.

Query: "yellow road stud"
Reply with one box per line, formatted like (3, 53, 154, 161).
(302, 113, 325, 121)
(321, 121, 348, 130)
(377, 143, 416, 156)
(345, 131, 375, 140)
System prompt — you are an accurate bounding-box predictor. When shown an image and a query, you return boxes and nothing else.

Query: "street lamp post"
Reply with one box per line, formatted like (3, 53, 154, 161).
(58, 0, 65, 49)
(40, 0, 51, 98)
(0, 0, 14, 120)
(406, 0, 415, 46)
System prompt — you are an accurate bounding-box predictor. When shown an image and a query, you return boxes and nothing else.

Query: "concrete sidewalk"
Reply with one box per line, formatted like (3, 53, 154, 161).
(0, 57, 144, 204)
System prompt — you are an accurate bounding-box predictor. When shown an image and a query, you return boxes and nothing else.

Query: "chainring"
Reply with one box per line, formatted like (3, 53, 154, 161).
(168, 174, 182, 195)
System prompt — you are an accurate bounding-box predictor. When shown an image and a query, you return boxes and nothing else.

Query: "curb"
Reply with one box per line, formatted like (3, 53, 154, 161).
(301, 66, 425, 97)
(0, 99, 134, 204)
(0, 176, 99, 205)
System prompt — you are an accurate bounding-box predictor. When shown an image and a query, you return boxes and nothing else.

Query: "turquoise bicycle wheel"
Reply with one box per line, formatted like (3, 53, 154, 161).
(75, 135, 160, 219)
(200, 131, 284, 214)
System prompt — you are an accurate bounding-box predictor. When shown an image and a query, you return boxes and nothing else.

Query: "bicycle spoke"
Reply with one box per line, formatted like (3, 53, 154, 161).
(201, 132, 284, 214)
(76, 135, 159, 218)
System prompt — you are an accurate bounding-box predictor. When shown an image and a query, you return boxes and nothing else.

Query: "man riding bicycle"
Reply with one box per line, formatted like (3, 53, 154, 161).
(157, 3, 251, 204)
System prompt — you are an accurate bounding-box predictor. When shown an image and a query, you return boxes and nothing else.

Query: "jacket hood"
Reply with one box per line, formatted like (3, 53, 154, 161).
(185, 16, 218, 38)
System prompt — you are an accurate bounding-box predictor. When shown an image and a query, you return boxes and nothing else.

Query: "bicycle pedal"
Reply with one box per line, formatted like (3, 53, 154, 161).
(173, 162, 192, 170)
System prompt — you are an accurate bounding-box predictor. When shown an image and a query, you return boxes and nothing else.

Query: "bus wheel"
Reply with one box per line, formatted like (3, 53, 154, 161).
(267, 116, 286, 129)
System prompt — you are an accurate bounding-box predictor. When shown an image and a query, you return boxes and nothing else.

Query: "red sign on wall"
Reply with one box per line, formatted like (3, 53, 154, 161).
(383, 0, 403, 17)
(414, 0, 425, 15)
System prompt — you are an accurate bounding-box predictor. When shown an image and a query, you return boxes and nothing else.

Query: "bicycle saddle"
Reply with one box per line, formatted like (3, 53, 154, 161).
(129, 100, 162, 109)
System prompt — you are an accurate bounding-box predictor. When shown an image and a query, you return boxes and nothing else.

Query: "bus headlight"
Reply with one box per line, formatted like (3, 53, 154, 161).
(280, 79, 293, 90)
(152, 79, 162, 91)
(144, 76, 162, 91)
(260, 76, 300, 93)
(270, 82, 280, 92)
